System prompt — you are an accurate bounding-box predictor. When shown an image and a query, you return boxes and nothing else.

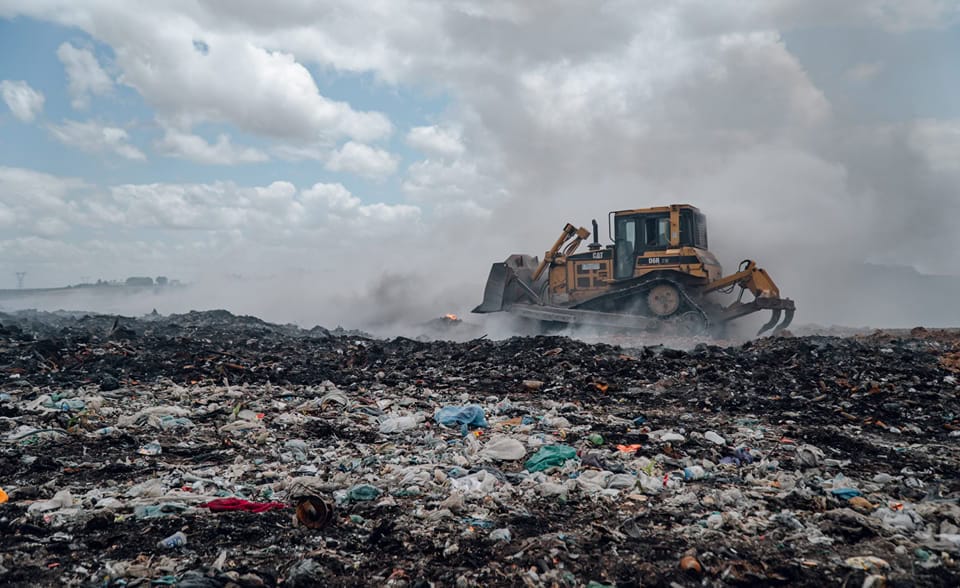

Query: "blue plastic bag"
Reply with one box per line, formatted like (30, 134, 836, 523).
(435, 405, 488, 435)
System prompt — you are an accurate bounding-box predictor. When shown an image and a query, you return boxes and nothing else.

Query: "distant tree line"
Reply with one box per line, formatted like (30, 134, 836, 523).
(124, 276, 176, 287)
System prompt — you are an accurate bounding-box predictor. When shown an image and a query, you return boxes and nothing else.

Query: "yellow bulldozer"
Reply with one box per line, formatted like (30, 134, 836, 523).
(473, 204, 795, 336)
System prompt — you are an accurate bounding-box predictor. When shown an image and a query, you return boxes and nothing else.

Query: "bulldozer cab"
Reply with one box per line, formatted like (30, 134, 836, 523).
(610, 204, 708, 280)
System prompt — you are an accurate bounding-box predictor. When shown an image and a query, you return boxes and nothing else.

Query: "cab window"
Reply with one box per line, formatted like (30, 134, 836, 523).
(640, 216, 670, 250)
(679, 209, 708, 249)
(614, 216, 637, 279)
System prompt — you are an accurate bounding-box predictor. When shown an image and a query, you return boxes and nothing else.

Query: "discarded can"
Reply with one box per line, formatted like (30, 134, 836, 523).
(157, 531, 187, 549)
(296, 497, 333, 529)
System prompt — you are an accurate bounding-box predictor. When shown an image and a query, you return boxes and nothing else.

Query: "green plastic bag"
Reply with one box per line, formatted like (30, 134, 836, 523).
(524, 444, 577, 472)
(347, 484, 381, 502)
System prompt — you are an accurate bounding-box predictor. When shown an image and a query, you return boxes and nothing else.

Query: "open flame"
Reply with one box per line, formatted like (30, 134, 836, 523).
(444, 313, 459, 321)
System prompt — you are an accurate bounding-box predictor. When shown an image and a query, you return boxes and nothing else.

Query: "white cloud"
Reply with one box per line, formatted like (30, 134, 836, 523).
(0, 236, 84, 264)
(123, 40, 392, 142)
(56, 42, 113, 109)
(846, 61, 884, 82)
(406, 125, 465, 158)
(0, 166, 86, 211)
(0, 2, 958, 319)
(156, 128, 269, 165)
(0, 80, 45, 122)
(301, 182, 360, 212)
(48, 119, 146, 161)
(1, 4, 396, 143)
(0, 203, 14, 227)
(301, 181, 420, 224)
(432, 200, 493, 220)
(859, 0, 959, 32)
(271, 142, 331, 162)
(325, 141, 399, 179)
(0, 168, 419, 243)
(0, 166, 95, 237)
(34, 216, 70, 237)
(679, 0, 959, 33)
(909, 119, 960, 173)
(111, 182, 258, 230)
(354, 201, 421, 222)
(403, 159, 506, 205)
(104, 178, 419, 234)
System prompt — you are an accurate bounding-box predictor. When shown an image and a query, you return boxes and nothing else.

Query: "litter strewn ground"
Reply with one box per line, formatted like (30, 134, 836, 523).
(1, 310, 958, 586)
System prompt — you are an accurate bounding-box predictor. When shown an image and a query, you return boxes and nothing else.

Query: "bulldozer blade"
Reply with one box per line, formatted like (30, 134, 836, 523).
(474, 255, 543, 313)
(772, 308, 794, 335)
(473, 262, 511, 313)
(757, 309, 782, 336)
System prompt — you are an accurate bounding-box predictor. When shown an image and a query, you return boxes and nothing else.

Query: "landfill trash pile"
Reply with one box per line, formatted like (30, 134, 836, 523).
(1, 310, 959, 587)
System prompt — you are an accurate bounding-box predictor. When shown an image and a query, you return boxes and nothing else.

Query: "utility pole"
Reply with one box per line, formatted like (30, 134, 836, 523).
(15, 272, 26, 289)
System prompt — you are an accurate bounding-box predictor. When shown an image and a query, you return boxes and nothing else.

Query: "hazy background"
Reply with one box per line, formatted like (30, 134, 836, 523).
(1, 1, 959, 333)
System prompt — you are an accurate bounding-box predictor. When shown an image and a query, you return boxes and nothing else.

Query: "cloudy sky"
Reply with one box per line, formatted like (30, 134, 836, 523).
(0, 1, 958, 326)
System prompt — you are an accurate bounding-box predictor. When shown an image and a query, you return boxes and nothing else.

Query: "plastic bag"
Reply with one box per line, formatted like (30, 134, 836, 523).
(479, 436, 526, 461)
(435, 405, 488, 434)
(524, 444, 576, 472)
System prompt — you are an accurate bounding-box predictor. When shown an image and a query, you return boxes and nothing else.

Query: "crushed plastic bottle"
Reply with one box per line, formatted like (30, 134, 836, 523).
(704, 431, 725, 445)
(137, 442, 163, 456)
(157, 531, 187, 549)
(56, 399, 86, 412)
(683, 466, 707, 481)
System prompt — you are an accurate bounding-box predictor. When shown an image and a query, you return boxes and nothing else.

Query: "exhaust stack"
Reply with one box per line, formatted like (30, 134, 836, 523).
(588, 219, 601, 251)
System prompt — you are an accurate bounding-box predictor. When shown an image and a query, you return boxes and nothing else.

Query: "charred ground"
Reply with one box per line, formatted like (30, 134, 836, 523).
(0, 310, 958, 587)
